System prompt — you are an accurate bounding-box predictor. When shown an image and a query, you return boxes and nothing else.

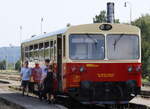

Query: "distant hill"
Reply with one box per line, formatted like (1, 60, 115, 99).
(0, 46, 20, 63)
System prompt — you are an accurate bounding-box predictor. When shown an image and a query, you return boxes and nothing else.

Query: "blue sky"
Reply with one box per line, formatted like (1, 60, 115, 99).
(0, 0, 149, 47)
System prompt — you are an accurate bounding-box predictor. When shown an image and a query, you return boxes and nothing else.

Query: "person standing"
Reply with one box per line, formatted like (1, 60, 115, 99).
(20, 61, 31, 96)
(39, 65, 54, 103)
(40, 59, 50, 84)
(31, 61, 42, 94)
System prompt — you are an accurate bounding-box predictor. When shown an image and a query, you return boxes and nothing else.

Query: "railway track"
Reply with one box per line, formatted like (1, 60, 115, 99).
(0, 73, 150, 109)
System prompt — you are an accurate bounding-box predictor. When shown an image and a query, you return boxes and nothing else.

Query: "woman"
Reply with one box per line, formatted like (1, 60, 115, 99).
(39, 65, 54, 103)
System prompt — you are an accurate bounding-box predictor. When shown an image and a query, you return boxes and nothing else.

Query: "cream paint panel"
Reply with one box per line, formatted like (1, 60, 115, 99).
(22, 23, 141, 64)
(64, 24, 140, 63)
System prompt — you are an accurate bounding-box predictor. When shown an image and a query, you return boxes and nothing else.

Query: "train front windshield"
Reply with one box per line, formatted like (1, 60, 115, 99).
(107, 34, 139, 60)
(69, 34, 139, 60)
(69, 34, 105, 60)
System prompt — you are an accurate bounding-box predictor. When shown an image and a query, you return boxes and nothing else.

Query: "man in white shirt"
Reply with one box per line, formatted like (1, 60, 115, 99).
(20, 61, 31, 96)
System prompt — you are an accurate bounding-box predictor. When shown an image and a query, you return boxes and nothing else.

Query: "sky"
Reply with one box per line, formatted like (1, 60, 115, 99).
(0, 0, 149, 47)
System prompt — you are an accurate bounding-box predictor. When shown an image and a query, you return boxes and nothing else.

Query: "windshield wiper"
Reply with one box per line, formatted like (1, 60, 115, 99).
(86, 34, 98, 44)
(113, 34, 124, 51)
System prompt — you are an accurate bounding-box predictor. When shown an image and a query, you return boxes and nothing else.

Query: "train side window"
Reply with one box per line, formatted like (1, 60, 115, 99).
(34, 44, 39, 60)
(29, 45, 33, 51)
(25, 46, 29, 51)
(21, 46, 25, 62)
(50, 41, 54, 59)
(44, 42, 49, 48)
(25, 52, 29, 60)
(63, 35, 66, 57)
(44, 41, 50, 59)
(34, 44, 38, 50)
(39, 43, 43, 49)
(25, 46, 29, 60)
(29, 45, 34, 61)
(39, 43, 44, 61)
(54, 40, 56, 60)
(50, 41, 53, 47)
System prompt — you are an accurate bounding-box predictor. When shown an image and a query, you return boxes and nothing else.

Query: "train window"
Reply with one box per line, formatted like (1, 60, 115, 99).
(54, 40, 56, 60)
(69, 34, 105, 60)
(50, 41, 53, 47)
(25, 52, 29, 60)
(29, 51, 34, 61)
(63, 35, 66, 57)
(38, 42, 44, 60)
(44, 42, 50, 59)
(39, 49, 44, 61)
(25, 46, 29, 51)
(29, 45, 33, 51)
(107, 34, 139, 60)
(39, 43, 44, 49)
(33, 50, 39, 59)
(44, 42, 50, 48)
(50, 41, 53, 59)
(34, 44, 38, 50)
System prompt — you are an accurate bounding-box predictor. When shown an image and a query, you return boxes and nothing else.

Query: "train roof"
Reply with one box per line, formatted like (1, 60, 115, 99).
(22, 28, 68, 43)
(22, 23, 140, 44)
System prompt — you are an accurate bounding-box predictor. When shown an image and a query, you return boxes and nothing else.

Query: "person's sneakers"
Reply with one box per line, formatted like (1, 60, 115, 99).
(39, 94, 42, 101)
(22, 91, 24, 96)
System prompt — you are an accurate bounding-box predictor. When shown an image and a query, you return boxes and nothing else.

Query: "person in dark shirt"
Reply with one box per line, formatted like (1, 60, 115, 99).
(39, 65, 54, 103)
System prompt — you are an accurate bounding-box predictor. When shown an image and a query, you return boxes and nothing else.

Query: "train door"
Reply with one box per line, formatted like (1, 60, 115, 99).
(57, 34, 62, 91)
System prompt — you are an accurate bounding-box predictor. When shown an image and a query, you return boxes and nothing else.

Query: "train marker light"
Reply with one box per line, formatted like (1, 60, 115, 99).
(99, 24, 112, 31)
(128, 66, 133, 72)
(80, 66, 85, 72)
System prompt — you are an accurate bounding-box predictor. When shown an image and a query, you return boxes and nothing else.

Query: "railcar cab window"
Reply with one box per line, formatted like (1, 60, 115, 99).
(69, 34, 105, 60)
(107, 34, 139, 60)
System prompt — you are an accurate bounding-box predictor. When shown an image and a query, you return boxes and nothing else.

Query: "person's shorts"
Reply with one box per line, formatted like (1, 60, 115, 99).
(21, 80, 29, 88)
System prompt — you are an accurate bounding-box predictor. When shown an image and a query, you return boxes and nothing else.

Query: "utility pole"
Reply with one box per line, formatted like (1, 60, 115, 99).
(124, 1, 132, 24)
(41, 17, 43, 34)
(20, 26, 22, 45)
(4, 48, 8, 70)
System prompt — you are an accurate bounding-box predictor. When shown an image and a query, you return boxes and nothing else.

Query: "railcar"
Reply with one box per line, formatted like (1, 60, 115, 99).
(21, 23, 141, 104)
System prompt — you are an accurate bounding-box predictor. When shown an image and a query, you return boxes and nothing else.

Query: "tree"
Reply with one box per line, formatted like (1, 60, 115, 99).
(93, 10, 107, 23)
(0, 60, 6, 70)
(132, 14, 150, 80)
(93, 10, 120, 23)
(15, 60, 21, 71)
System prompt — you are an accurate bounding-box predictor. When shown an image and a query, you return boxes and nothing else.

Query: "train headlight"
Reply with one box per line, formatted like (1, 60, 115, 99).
(80, 66, 85, 72)
(128, 66, 133, 72)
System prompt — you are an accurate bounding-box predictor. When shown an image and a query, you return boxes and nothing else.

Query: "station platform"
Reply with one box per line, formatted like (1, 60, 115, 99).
(0, 79, 67, 109)
(130, 96, 150, 108)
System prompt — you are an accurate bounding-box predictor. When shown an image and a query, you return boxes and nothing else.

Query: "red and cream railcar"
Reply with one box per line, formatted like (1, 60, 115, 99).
(21, 23, 141, 104)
